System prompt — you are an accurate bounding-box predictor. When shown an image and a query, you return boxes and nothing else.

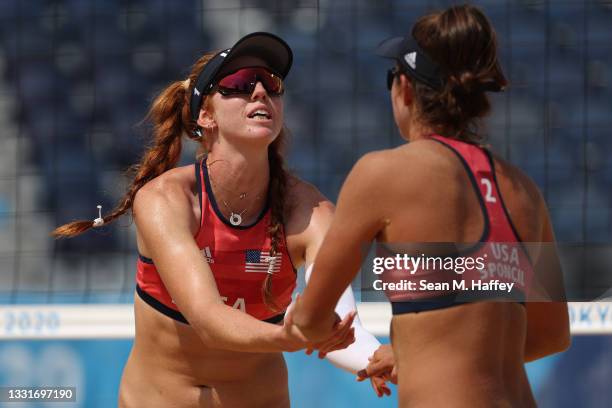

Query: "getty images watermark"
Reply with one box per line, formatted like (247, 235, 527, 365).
(360, 242, 543, 302)
(360, 242, 610, 302)
(371, 251, 520, 293)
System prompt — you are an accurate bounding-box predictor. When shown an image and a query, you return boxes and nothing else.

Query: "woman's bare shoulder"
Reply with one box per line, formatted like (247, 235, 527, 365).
(133, 164, 198, 221)
(284, 174, 334, 238)
(490, 153, 543, 203)
(348, 143, 450, 195)
(286, 174, 329, 207)
(131, 165, 200, 257)
(488, 151, 548, 241)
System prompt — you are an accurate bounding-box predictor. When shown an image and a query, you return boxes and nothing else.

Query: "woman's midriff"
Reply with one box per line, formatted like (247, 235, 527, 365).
(391, 302, 536, 408)
(119, 294, 289, 407)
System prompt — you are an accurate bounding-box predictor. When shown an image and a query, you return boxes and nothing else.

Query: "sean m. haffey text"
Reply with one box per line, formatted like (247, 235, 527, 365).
(371, 244, 528, 294)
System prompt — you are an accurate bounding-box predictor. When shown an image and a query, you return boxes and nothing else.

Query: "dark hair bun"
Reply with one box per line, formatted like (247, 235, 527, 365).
(410, 4, 507, 141)
(451, 71, 505, 95)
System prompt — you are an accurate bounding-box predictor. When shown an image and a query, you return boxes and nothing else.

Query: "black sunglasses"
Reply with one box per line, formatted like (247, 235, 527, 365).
(386, 66, 404, 91)
(214, 66, 284, 97)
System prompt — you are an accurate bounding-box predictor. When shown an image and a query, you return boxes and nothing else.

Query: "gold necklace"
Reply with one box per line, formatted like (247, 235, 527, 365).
(207, 159, 258, 200)
(207, 162, 264, 226)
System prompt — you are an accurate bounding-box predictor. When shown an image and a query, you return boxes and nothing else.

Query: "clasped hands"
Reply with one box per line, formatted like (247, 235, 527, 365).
(281, 305, 357, 358)
(282, 296, 396, 398)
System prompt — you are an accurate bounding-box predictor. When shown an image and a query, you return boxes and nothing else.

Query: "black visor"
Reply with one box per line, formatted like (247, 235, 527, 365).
(376, 35, 445, 90)
(189, 32, 293, 122)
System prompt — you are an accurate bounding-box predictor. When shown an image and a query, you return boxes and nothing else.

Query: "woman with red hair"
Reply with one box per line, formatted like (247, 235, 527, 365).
(55, 32, 380, 407)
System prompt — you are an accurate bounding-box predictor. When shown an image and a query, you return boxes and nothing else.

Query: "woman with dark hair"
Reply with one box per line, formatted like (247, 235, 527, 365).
(293, 5, 570, 406)
(54, 32, 380, 407)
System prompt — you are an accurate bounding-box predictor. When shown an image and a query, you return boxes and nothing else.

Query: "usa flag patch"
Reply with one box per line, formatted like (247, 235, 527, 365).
(245, 249, 281, 273)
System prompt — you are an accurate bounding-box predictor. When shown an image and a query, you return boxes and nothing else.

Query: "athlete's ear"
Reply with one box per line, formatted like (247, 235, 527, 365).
(197, 105, 216, 130)
(399, 74, 413, 107)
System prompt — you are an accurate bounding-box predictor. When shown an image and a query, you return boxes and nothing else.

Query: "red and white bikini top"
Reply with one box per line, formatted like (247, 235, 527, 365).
(383, 135, 534, 313)
(136, 158, 297, 324)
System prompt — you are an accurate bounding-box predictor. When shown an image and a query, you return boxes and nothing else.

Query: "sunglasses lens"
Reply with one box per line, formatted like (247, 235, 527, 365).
(257, 69, 283, 95)
(218, 70, 253, 93)
(217, 68, 283, 96)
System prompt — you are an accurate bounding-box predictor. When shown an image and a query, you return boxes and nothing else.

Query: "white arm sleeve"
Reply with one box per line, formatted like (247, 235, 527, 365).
(302, 264, 381, 374)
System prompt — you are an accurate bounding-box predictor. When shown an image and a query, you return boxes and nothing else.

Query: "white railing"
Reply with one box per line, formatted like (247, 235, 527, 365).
(0, 302, 611, 339)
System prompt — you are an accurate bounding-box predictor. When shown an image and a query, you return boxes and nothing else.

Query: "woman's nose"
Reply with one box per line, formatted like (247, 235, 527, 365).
(250, 81, 268, 99)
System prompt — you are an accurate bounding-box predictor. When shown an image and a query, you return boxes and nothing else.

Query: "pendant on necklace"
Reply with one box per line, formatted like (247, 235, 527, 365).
(239, 193, 247, 199)
(230, 212, 242, 226)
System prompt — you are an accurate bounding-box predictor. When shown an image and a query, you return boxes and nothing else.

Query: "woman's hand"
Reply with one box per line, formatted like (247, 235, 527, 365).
(282, 300, 356, 355)
(368, 375, 392, 397)
(305, 311, 357, 358)
(356, 344, 397, 397)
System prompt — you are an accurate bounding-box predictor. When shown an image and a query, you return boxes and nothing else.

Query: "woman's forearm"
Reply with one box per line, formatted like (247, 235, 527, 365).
(188, 303, 297, 353)
(292, 297, 337, 342)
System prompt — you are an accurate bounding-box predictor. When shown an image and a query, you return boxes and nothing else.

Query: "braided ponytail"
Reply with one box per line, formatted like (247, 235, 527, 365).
(261, 127, 293, 312)
(53, 53, 216, 238)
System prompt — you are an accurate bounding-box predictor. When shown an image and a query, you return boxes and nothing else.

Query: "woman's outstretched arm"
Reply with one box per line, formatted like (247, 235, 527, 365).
(293, 153, 392, 341)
